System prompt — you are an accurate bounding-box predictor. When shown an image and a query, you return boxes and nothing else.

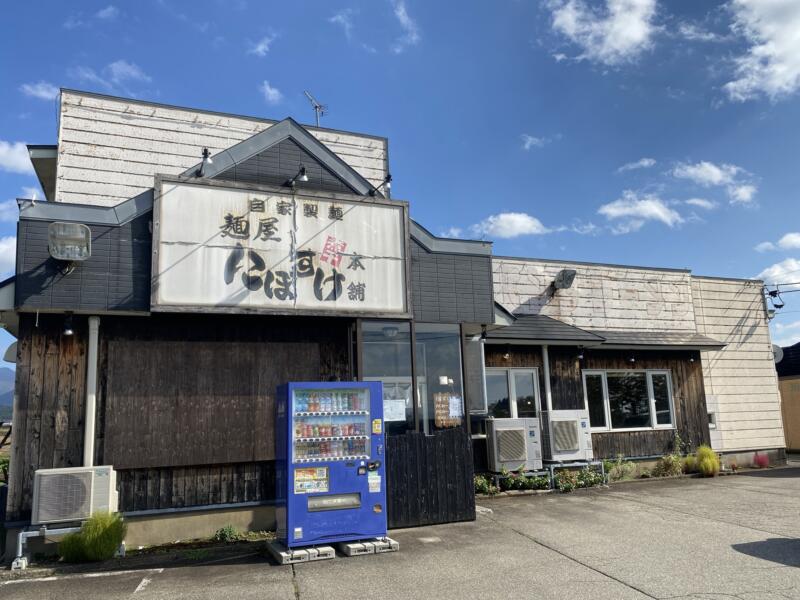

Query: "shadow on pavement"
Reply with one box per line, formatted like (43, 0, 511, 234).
(732, 538, 800, 567)
(736, 467, 800, 479)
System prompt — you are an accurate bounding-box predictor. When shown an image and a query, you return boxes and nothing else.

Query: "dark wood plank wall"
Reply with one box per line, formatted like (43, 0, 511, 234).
(386, 428, 475, 529)
(6, 315, 87, 521)
(484, 345, 543, 368)
(117, 462, 275, 512)
(96, 314, 352, 510)
(482, 343, 710, 459)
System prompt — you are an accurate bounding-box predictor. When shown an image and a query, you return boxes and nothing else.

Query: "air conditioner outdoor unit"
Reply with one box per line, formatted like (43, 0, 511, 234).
(31, 466, 119, 525)
(541, 410, 593, 462)
(486, 418, 543, 472)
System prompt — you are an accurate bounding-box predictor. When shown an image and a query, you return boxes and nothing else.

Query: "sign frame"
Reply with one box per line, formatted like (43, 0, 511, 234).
(150, 175, 412, 319)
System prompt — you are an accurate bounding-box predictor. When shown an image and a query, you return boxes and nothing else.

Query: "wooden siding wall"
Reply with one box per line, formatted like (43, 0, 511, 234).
(6, 315, 87, 521)
(57, 91, 388, 206)
(116, 463, 275, 512)
(482, 344, 710, 459)
(99, 315, 351, 471)
(493, 258, 696, 332)
(386, 428, 475, 529)
(692, 277, 785, 452)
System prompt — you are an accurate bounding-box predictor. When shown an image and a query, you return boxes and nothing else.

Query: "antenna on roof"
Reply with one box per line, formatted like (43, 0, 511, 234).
(303, 90, 327, 127)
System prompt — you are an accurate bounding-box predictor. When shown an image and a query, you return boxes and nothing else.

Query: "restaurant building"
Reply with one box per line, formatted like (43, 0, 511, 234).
(0, 90, 786, 552)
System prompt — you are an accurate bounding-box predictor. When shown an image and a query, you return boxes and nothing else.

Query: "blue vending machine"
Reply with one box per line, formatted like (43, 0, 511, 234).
(275, 381, 387, 548)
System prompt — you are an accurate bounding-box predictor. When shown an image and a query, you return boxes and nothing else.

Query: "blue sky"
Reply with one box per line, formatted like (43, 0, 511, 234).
(2, 0, 800, 354)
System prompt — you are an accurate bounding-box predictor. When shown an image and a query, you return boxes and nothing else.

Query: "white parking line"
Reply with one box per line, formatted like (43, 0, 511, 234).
(133, 576, 152, 593)
(2, 568, 165, 586)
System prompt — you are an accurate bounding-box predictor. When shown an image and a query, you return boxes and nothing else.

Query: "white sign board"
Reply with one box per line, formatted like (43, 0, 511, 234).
(152, 180, 408, 315)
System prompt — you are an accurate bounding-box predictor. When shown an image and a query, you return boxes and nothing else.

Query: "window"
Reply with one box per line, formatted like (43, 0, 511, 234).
(582, 370, 674, 431)
(485, 368, 541, 420)
(362, 321, 414, 435)
(415, 323, 465, 434)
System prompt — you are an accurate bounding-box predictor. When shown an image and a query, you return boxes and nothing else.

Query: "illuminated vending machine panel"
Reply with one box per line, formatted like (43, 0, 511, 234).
(275, 381, 387, 548)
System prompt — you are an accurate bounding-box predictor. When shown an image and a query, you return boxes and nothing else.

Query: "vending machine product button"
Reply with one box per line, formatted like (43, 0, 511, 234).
(357, 466, 367, 476)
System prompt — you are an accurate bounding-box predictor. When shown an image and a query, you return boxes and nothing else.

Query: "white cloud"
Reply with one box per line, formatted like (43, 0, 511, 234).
(390, 0, 421, 54)
(598, 190, 683, 234)
(260, 80, 283, 105)
(0, 141, 33, 174)
(95, 5, 119, 20)
(521, 134, 548, 150)
(63, 15, 85, 29)
(772, 319, 800, 347)
(0, 237, 16, 276)
(548, 0, 658, 66)
(617, 157, 656, 172)
(673, 161, 739, 187)
(724, 0, 800, 102)
(70, 60, 151, 94)
(757, 258, 800, 286)
(672, 160, 757, 204)
(19, 81, 59, 101)
(107, 60, 151, 85)
(248, 35, 276, 57)
(0, 201, 17, 222)
(778, 232, 800, 250)
(728, 183, 757, 204)
(470, 212, 550, 239)
(329, 9, 355, 40)
(678, 22, 721, 42)
(754, 232, 800, 253)
(755, 241, 776, 252)
(439, 227, 463, 238)
(685, 198, 716, 210)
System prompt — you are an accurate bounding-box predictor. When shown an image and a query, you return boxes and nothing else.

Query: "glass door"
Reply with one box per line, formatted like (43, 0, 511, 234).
(512, 370, 540, 418)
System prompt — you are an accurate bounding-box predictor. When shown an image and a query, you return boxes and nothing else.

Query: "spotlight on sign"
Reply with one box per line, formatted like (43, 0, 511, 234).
(553, 269, 577, 290)
(48, 222, 91, 262)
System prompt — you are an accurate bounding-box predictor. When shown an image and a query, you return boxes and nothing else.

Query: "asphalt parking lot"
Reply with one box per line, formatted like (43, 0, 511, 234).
(3, 466, 800, 599)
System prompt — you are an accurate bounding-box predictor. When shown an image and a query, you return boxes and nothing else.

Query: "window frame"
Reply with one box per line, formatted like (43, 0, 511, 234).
(484, 367, 542, 419)
(582, 369, 675, 432)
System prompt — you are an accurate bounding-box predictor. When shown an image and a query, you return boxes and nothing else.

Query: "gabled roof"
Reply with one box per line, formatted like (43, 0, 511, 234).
(181, 117, 380, 197)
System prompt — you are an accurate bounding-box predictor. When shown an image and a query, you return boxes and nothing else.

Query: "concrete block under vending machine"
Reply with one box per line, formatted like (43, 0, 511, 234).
(373, 537, 400, 553)
(337, 541, 376, 556)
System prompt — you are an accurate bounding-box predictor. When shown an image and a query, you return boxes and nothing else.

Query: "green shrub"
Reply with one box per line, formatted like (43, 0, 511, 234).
(58, 532, 88, 563)
(698, 455, 720, 477)
(81, 512, 127, 561)
(652, 454, 683, 478)
(638, 468, 652, 479)
(576, 467, 604, 488)
(0, 456, 9, 483)
(555, 470, 579, 492)
(213, 524, 242, 543)
(683, 455, 697, 473)
(694, 445, 720, 477)
(58, 512, 127, 563)
(474, 474, 499, 495)
(606, 455, 636, 482)
(523, 476, 550, 491)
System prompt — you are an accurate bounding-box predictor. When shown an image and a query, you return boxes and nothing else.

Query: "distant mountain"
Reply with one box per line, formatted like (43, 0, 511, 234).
(0, 367, 14, 420)
(0, 367, 13, 397)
